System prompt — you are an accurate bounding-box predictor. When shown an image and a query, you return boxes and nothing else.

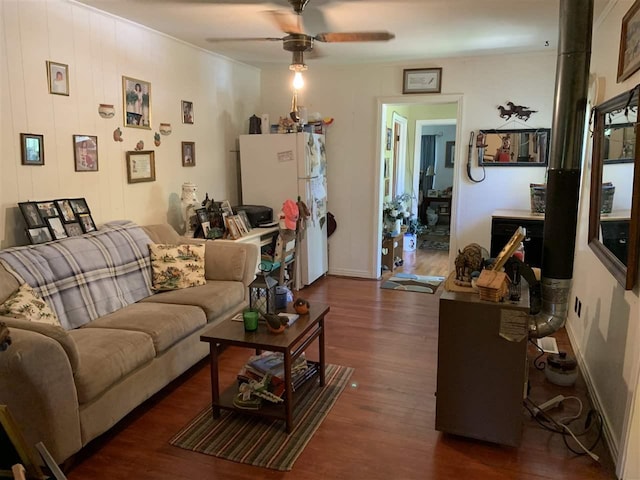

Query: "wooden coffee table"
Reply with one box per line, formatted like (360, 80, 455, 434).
(200, 303, 329, 433)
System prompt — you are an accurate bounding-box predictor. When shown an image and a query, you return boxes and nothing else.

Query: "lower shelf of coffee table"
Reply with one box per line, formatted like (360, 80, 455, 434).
(215, 361, 320, 419)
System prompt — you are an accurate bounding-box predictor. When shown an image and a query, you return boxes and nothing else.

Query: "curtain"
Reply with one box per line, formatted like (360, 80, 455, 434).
(419, 135, 436, 221)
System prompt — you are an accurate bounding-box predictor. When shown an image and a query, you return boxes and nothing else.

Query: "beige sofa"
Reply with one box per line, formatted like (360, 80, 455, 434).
(0, 223, 258, 464)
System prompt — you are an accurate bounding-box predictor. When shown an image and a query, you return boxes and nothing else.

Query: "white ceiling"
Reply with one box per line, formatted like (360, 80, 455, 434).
(75, 0, 609, 68)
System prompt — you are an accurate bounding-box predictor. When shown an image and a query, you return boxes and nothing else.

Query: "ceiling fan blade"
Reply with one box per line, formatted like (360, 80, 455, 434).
(314, 31, 395, 43)
(266, 10, 304, 34)
(206, 36, 284, 43)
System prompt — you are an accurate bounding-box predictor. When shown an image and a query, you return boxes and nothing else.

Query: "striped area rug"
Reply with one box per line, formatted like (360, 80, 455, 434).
(169, 364, 353, 471)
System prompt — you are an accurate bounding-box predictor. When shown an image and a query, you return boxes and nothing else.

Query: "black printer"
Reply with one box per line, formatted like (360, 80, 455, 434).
(233, 205, 273, 228)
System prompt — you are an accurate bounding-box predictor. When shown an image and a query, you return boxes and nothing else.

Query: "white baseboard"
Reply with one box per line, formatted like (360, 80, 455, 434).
(565, 322, 620, 475)
(328, 267, 376, 279)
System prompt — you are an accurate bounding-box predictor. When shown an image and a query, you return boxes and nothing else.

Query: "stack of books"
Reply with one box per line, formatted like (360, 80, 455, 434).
(237, 351, 309, 398)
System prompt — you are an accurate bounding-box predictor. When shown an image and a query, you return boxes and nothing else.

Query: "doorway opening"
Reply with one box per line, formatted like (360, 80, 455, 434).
(376, 96, 462, 279)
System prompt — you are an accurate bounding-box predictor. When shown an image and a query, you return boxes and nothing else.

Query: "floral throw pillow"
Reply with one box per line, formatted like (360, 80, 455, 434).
(149, 243, 206, 291)
(0, 283, 60, 326)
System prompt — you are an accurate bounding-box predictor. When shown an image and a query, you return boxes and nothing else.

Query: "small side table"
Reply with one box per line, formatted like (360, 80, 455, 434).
(381, 234, 403, 271)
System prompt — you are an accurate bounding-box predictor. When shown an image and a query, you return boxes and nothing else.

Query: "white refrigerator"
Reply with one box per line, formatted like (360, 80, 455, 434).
(239, 132, 328, 288)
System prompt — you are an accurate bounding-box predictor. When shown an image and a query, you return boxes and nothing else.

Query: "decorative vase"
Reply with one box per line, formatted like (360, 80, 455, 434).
(159, 123, 172, 135)
(98, 104, 115, 118)
(394, 219, 402, 234)
(181, 182, 200, 237)
(426, 209, 438, 227)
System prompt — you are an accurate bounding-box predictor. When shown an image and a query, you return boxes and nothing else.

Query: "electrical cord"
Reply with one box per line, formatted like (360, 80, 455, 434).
(466, 132, 486, 183)
(528, 338, 546, 370)
(524, 397, 603, 461)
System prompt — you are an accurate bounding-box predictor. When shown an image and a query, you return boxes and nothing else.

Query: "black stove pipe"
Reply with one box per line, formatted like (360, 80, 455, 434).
(530, 0, 593, 338)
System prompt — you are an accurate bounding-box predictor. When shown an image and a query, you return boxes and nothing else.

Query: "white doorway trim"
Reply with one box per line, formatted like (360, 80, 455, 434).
(373, 94, 464, 278)
(392, 112, 408, 197)
(412, 118, 457, 218)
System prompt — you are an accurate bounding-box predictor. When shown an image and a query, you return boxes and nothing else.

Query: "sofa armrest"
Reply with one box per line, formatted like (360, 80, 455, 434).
(0, 315, 79, 374)
(0, 328, 82, 464)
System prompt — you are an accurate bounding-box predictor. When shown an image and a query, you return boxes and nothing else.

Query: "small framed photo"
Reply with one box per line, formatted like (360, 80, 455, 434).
(233, 215, 248, 236)
(27, 226, 53, 244)
(78, 213, 96, 233)
(46, 217, 68, 240)
(225, 216, 241, 240)
(55, 199, 76, 223)
(64, 222, 84, 237)
(445, 141, 455, 168)
(220, 200, 233, 216)
(182, 141, 195, 167)
(19, 202, 45, 228)
(427, 189, 439, 198)
(20, 133, 44, 166)
(618, 1, 640, 82)
(122, 76, 151, 128)
(386, 128, 392, 150)
(402, 67, 442, 94)
(73, 135, 98, 172)
(126, 150, 156, 183)
(182, 100, 194, 124)
(36, 201, 59, 219)
(69, 198, 90, 214)
(46, 60, 69, 96)
(196, 208, 209, 225)
(238, 210, 252, 231)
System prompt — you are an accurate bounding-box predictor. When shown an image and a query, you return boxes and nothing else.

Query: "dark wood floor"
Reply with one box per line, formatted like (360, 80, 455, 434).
(67, 251, 617, 480)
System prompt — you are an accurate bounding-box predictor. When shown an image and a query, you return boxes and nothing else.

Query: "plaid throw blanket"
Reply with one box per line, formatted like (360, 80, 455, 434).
(0, 220, 153, 330)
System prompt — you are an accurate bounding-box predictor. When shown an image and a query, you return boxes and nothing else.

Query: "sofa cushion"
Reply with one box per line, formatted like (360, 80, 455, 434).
(149, 244, 206, 291)
(0, 283, 60, 326)
(141, 281, 245, 321)
(83, 303, 206, 354)
(142, 224, 181, 245)
(69, 328, 155, 404)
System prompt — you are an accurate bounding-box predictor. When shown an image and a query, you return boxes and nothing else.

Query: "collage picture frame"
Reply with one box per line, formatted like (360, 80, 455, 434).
(18, 198, 96, 244)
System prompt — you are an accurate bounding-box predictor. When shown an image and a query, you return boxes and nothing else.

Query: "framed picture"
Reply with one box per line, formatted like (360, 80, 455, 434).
(182, 141, 195, 167)
(122, 76, 151, 128)
(224, 216, 241, 240)
(73, 135, 98, 172)
(64, 222, 83, 237)
(386, 128, 392, 150)
(27, 226, 53, 244)
(55, 199, 76, 223)
(233, 214, 248, 236)
(618, 1, 640, 82)
(20, 133, 44, 166)
(69, 198, 89, 214)
(427, 189, 439, 198)
(0, 405, 45, 480)
(36, 201, 59, 219)
(445, 140, 455, 168)
(238, 210, 252, 231)
(402, 67, 442, 94)
(46, 217, 68, 240)
(46, 60, 69, 96)
(220, 200, 233, 217)
(126, 150, 156, 183)
(18, 202, 44, 228)
(78, 213, 96, 233)
(182, 100, 194, 124)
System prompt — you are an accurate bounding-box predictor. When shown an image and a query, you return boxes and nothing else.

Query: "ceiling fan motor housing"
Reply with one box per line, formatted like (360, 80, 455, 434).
(283, 34, 314, 52)
(288, 0, 310, 15)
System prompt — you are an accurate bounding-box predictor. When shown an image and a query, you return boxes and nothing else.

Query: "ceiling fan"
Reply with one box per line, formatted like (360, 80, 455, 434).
(206, 0, 395, 63)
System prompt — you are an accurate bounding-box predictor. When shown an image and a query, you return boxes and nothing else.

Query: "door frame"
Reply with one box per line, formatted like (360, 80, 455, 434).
(374, 94, 464, 278)
(392, 112, 408, 198)
(412, 118, 457, 218)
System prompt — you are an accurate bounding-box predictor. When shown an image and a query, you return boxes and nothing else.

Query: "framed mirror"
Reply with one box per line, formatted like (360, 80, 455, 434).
(589, 86, 640, 289)
(478, 128, 551, 166)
